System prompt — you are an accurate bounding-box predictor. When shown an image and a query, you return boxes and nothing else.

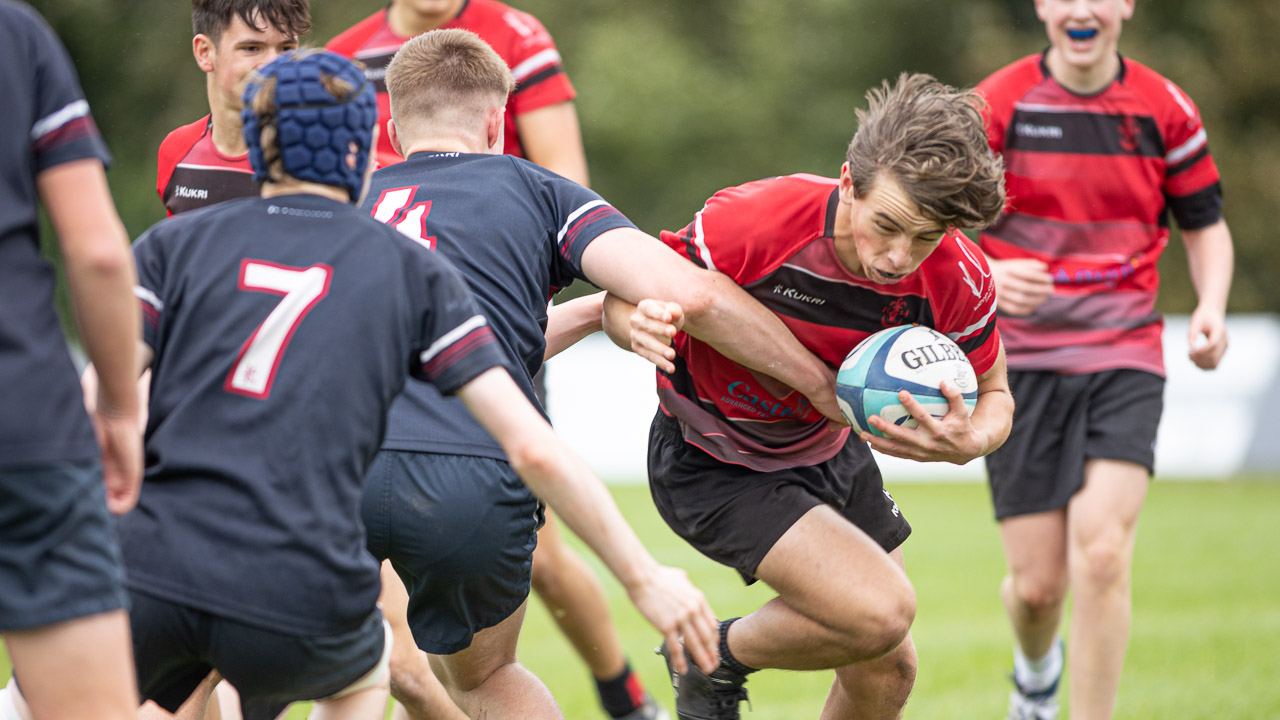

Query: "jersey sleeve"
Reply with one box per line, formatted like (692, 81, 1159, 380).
(520, 160, 636, 288)
(1157, 81, 1223, 230)
(657, 179, 802, 285)
(24, 7, 110, 174)
(131, 226, 168, 353)
(408, 246, 506, 395)
(932, 234, 1002, 376)
(502, 9, 576, 116)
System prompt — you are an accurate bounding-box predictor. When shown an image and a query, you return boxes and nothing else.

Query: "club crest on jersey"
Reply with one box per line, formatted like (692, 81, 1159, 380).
(1118, 116, 1142, 153)
(881, 297, 909, 326)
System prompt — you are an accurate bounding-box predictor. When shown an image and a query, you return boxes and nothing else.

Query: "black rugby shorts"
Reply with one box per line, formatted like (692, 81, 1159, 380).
(647, 410, 911, 584)
(984, 368, 1164, 519)
(362, 450, 544, 654)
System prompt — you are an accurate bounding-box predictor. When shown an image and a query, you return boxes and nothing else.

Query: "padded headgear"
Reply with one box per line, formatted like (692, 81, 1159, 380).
(241, 51, 378, 202)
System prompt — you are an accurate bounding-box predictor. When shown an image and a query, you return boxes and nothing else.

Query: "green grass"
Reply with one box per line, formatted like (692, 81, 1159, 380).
(5, 480, 1280, 718)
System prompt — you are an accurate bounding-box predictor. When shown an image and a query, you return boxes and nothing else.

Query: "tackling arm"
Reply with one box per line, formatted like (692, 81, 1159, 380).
(583, 227, 843, 423)
(454, 367, 720, 674)
(543, 292, 605, 361)
(1181, 219, 1234, 369)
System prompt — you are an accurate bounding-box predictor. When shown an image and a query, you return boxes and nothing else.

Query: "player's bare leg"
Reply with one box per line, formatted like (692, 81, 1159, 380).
(430, 601, 561, 720)
(137, 671, 225, 720)
(819, 634, 917, 720)
(532, 512, 626, 679)
(998, 509, 1069, 662)
(1065, 459, 1147, 720)
(3, 610, 137, 720)
(731, 506, 915, 671)
(375, 562, 466, 720)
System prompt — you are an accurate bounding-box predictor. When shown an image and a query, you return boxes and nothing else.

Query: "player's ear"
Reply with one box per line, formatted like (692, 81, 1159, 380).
(839, 162, 857, 203)
(486, 106, 504, 153)
(193, 34, 216, 73)
(387, 119, 403, 157)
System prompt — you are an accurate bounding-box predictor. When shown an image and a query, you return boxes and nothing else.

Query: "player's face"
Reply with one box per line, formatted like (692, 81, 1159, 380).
(1036, 0, 1134, 73)
(200, 14, 299, 108)
(836, 166, 947, 285)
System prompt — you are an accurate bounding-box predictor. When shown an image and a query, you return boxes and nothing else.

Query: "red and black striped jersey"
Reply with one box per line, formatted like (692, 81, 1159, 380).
(156, 115, 257, 217)
(326, 0, 575, 169)
(978, 53, 1223, 376)
(657, 174, 1002, 471)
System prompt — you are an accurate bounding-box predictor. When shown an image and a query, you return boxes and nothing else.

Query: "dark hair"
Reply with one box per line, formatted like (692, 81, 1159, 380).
(192, 0, 311, 43)
(846, 72, 1006, 230)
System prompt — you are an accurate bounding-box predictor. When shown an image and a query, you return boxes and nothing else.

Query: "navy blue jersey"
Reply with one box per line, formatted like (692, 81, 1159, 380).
(122, 194, 504, 635)
(0, 1, 111, 468)
(362, 153, 635, 459)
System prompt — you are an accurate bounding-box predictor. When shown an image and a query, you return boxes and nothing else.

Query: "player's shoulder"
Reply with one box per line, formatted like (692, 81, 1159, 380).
(712, 173, 836, 223)
(460, 0, 556, 48)
(0, 0, 47, 36)
(977, 54, 1045, 104)
(326, 10, 386, 54)
(919, 231, 994, 298)
(1117, 56, 1200, 117)
(158, 116, 210, 158)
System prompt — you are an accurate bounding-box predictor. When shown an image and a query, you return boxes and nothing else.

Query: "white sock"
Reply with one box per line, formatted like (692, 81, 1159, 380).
(0, 682, 24, 720)
(1013, 639, 1063, 693)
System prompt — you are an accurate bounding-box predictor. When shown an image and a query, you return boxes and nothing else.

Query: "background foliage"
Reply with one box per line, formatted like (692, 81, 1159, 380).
(31, 0, 1279, 313)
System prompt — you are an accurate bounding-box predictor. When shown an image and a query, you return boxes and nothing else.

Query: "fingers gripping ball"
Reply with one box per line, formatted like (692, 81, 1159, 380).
(836, 325, 978, 437)
(241, 50, 379, 201)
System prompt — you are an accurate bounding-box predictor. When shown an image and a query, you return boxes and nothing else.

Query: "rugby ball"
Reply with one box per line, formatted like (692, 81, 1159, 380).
(836, 325, 978, 438)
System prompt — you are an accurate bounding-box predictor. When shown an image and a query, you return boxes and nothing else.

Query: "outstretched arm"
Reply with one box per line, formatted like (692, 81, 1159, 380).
(40, 158, 142, 514)
(583, 228, 843, 424)
(543, 292, 605, 361)
(1182, 219, 1234, 370)
(455, 367, 720, 674)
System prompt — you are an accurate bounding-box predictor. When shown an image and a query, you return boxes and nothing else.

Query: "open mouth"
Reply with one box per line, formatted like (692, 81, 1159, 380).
(1066, 28, 1099, 41)
(874, 268, 907, 282)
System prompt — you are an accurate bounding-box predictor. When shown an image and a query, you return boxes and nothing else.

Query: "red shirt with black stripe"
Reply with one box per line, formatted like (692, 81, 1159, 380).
(156, 115, 257, 217)
(978, 53, 1223, 377)
(326, 0, 576, 168)
(657, 174, 1003, 472)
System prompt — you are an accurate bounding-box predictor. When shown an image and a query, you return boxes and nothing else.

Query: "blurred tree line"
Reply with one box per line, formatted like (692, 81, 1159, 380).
(32, 0, 1279, 313)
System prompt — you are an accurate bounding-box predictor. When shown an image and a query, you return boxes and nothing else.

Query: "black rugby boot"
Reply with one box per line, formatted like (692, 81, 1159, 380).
(657, 641, 750, 720)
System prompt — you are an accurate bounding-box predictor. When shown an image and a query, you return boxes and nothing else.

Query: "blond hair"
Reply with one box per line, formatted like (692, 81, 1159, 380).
(385, 29, 515, 136)
(847, 73, 1006, 230)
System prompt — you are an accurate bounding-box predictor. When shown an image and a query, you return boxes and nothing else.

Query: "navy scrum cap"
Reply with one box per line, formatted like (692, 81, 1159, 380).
(241, 51, 378, 201)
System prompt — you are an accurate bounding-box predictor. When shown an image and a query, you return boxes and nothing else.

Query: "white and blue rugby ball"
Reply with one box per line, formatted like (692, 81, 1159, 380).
(836, 325, 978, 438)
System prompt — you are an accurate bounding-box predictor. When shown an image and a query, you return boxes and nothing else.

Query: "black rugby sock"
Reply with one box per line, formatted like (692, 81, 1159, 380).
(596, 660, 647, 717)
(719, 617, 759, 677)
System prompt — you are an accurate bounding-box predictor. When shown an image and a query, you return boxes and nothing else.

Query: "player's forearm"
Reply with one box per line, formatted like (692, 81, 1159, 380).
(39, 161, 141, 417)
(601, 293, 636, 351)
(678, 270, 833, 401)
(543, 292, 605, 360)
(1183, 219, 1234, 315)
(508, 440, 660, 591)
(968, 349, 1013, 459)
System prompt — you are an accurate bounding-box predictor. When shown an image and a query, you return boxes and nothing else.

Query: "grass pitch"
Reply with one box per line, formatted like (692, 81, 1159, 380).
(4, 480, 1278, 718)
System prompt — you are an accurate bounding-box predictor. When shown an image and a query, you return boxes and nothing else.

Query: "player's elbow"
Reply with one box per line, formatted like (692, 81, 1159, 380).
(505, 437, 566, 494)
(65, 236, 133, 282)
(667, 271, 719, 321)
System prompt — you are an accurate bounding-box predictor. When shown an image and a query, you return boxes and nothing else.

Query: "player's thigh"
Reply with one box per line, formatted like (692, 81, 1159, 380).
(1068, 459, 1149, 560)
(432, 601, 528, 693)
(755, 505, 913, 631)
(998, 508, 1069, 591)
(0, 460, 129, 631)
(4, 609, 137, 717)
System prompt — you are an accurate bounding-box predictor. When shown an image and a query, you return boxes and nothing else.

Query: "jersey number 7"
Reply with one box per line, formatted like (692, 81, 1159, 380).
(225, 259, 333, 399)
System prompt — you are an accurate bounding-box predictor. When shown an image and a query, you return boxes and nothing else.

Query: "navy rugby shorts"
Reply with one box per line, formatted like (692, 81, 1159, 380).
(984, 368, 1164, 519)
(0, 460, 128, 630)
(647, 410, 911, 585)
(362, 450, 544, 654)
(131, 591, 387, 720)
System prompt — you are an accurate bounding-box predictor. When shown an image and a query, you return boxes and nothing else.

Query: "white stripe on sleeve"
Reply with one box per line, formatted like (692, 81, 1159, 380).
(556, 200, 609, 243)
(133, 286, 164, 311)
(511, 49, 561, 83)
(419, 315, 488, 366)
(30, 99, 90, 141)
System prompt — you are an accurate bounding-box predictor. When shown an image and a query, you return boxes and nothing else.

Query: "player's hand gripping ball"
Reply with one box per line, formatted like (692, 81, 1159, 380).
(836, 325, 978, 437)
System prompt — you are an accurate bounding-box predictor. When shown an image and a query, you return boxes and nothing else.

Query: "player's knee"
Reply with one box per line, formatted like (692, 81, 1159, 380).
(830, 585, 915, 661)
(1011, 570, 1067, 615)
(1074, 535, 1130, 590)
